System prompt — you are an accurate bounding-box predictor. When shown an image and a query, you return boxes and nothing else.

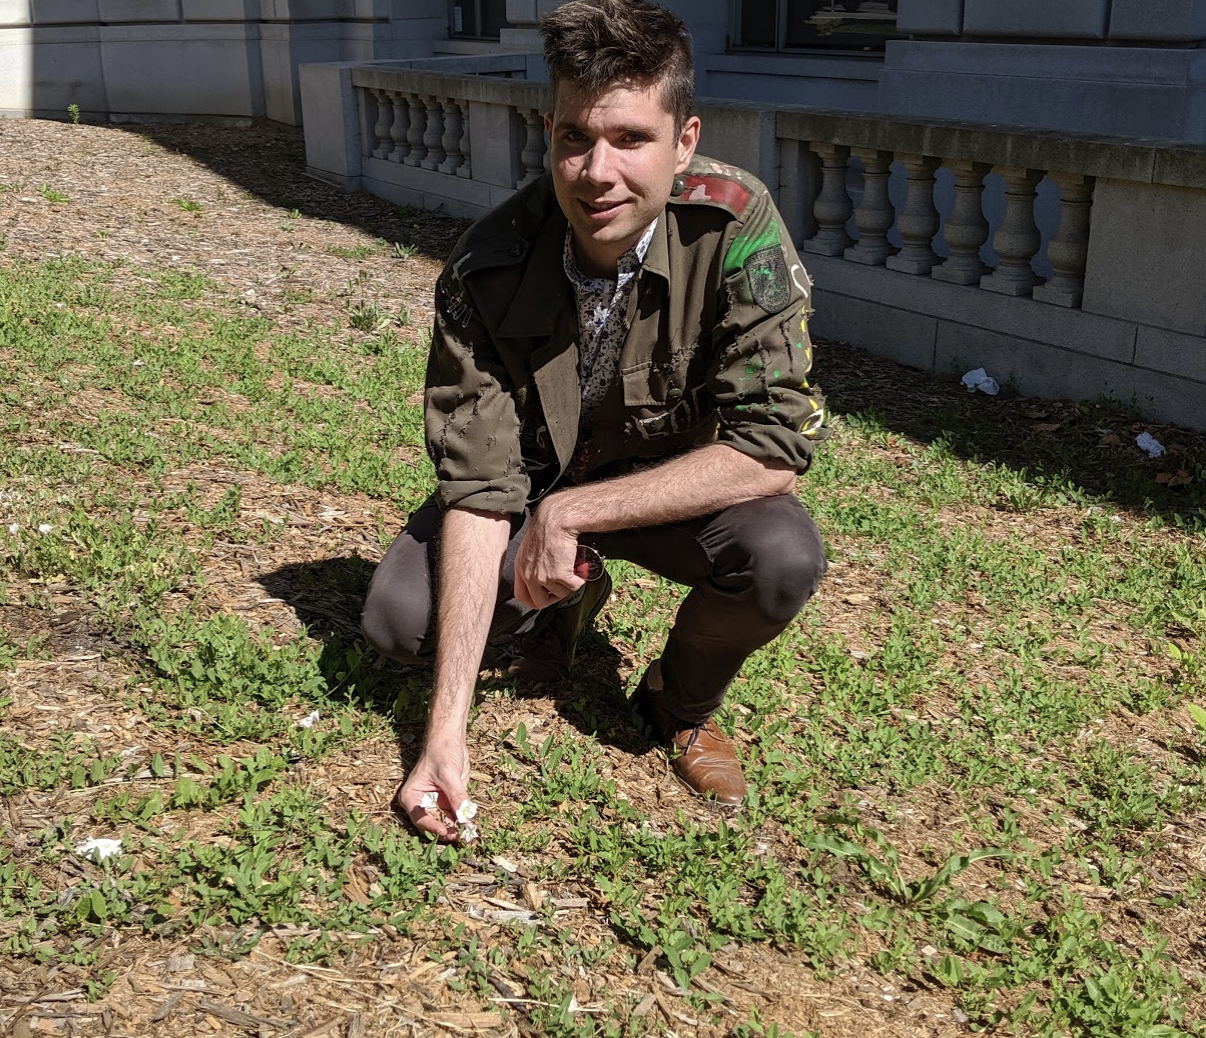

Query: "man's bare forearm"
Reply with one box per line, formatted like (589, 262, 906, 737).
(542, 443, 795, 538)
(426, 507, 511, 744)
(511, 444, 795, 608)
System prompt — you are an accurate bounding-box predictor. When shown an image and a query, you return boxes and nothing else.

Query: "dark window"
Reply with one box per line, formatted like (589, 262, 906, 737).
(450, 0, 509, 40)
(734, 0, 900, 50)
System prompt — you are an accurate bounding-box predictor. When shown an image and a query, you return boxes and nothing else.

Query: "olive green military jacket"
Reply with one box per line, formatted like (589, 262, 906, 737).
(424, 155, 826, 515)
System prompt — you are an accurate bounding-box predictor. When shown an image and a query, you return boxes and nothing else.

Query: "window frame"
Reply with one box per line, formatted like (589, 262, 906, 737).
(730, 0, 901, 53)
(448, 0, 510, 41)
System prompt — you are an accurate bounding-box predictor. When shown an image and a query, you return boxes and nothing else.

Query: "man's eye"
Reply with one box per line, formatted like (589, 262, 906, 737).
(623, 134, 648, 145)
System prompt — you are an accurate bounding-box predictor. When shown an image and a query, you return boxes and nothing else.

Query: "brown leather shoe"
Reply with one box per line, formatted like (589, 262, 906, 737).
(631, 661, 748, 806)
(506, 570, 613, 683)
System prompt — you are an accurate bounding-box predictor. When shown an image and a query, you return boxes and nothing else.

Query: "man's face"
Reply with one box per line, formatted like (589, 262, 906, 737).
(545, 80, 700, 279)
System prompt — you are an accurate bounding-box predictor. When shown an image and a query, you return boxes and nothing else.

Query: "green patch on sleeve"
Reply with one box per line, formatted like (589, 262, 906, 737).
(723, 222, 781, 277)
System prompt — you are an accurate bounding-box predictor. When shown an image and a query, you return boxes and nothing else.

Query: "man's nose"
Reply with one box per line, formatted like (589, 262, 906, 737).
(581, 141, 617, 185)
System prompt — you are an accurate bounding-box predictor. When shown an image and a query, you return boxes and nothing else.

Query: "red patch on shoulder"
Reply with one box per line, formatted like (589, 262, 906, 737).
(679, 175, 752, 215)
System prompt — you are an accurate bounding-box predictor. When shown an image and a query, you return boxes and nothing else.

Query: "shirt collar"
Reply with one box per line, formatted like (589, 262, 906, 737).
(563, 220, 658, 292)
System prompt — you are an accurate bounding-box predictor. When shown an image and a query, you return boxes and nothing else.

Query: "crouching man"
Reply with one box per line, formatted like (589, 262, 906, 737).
(362, 0, 828, 841)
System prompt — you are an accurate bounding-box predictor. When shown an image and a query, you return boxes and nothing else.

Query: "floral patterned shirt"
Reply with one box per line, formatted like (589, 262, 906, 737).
(562, 220, 657, 432)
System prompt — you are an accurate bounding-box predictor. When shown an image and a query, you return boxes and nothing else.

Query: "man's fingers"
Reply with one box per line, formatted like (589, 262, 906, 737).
(513, 567, 536, 610)
(395, 790, 457, 841)
(395, 787, 459, 842)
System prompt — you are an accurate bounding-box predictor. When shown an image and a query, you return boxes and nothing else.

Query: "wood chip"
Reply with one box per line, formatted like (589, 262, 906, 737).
(298, 1017, 344, 1038)
(654, 971, 690, 997)
(150, 991, 184, 1023)
(432, 1012, 506, 1032)
(636, 946, 661, 976)
(632, 992, 657, 1018)
(196, 998, 289, 1030)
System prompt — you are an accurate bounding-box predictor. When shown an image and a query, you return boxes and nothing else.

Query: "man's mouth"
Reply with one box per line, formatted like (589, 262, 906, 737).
(581, 199, 625, 218)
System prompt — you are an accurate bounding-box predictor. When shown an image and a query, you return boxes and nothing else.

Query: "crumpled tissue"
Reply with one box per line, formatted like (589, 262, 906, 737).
(297, 710, 320, 728)
(419, 793, 480, 842)
(1136, 432, 1166, 458)
(961, 368, 1000, 396)
(75, 838, 123, 862)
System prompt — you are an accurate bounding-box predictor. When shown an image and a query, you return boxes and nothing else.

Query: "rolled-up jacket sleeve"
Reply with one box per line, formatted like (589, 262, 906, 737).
(425, 275, 529, 514)
(709, 186, 827, 474)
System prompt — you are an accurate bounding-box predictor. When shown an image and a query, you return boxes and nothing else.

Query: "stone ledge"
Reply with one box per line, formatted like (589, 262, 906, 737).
(1135, 326, 1206, 382)
(775, 107, 1206, 189)
(810, 287, 1205, 430)
(806, 255, 1139, 364)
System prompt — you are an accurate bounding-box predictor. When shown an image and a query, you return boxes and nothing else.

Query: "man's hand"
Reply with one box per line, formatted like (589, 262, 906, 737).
(513, 502, 583, 609)
(395, 740, 471, 843)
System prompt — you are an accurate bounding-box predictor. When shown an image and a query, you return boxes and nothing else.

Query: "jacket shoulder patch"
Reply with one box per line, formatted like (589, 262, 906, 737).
(745, 245, 791, 314)
(675, 175, 752, 216)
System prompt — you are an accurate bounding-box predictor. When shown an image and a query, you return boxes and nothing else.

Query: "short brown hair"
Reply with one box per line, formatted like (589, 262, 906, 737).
(540, 0, 695, 132)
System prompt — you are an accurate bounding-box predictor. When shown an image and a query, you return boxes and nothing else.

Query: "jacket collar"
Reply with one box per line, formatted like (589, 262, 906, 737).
(643, 211, 671, 284)
(496, 203, 671, 339)
(496, 208, 571, 339)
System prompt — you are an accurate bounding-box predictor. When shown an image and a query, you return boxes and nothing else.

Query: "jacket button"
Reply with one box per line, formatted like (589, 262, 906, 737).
(667, 387, 683, 402)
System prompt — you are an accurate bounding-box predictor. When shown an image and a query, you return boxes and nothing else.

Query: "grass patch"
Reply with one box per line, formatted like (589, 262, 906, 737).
(2, 194, 1205, 1035)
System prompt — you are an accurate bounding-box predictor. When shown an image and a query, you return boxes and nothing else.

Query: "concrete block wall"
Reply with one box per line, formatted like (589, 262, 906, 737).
(0, 0, 449, 123)
(898, 0, 1206, 41)
(888, 0, 1206, 143)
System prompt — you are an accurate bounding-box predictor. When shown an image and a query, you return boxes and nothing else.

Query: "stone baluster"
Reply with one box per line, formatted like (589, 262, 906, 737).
(456, 103, 472, 179)
(800, 142, 853, 257)
(438, 99, 466, 176)
(885, 154, 940, 275)
(1032, 172, 1095, 308)
(517, 108, 546, 188)
(932, 161, 991, 285)
(844, 148, 896, 266)
(421, 96, 446, 171)
(371, 90, 393, 159)
(980, 166, 1043, 295)
(404, 95, 427, 167)
(386, 91, 411, 164)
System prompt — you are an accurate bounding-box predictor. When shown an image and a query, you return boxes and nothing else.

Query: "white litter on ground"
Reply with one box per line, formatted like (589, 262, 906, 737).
(961, 368, 1000, 395)
(297, 710, 320, 728)
(74, 838, 123, 862)
(1136, 432, 1166, 458)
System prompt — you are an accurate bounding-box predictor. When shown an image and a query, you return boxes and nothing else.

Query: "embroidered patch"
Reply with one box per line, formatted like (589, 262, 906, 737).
(675, 175, 752, 215)
(744, 245, 790, 314)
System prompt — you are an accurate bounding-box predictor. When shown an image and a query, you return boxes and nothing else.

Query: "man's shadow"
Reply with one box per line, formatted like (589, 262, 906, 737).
(257, 557, 651, 771)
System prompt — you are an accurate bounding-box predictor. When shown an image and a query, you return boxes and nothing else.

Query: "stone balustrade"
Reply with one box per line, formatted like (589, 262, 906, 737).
(311, 59, 550, 215)
(301, 59, 1206, 430)
(779, 121, 1097, 309)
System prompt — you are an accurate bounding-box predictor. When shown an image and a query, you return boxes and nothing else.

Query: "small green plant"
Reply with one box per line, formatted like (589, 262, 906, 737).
(170, 197, 203, 214)
(393, 240, 417, 260)
(38, 184, 70, 204)
(347, 299, 385, 332)
(67, 103, 81, 125)
(327, 243, 379, 260)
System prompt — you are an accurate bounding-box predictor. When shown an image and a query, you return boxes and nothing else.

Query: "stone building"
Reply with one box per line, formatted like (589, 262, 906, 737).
(2, 0, 1204, 427)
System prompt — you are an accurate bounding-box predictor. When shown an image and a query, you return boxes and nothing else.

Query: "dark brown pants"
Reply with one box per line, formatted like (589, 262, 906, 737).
(361, 493, 827, 723)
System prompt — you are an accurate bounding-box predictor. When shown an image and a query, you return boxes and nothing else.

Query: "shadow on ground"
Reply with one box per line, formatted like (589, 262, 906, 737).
(256, 555, 642, 759)
(113, 120, 468, 265)
(815, 339, 1206, 527)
